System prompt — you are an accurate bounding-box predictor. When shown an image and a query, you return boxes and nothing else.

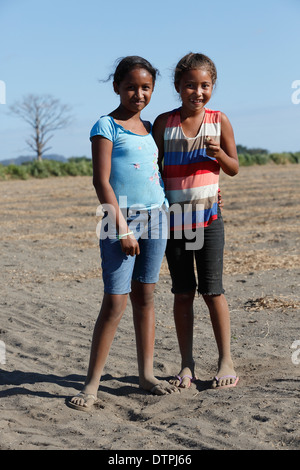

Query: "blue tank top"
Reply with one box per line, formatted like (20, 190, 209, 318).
(90, 116, 166, 210)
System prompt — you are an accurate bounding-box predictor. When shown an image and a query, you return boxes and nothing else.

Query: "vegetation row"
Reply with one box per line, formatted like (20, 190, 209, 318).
(0, 151, 299, 180)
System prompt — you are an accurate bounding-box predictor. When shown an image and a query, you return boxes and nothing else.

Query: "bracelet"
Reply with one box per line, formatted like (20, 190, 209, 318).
(117, 231, 134, 240)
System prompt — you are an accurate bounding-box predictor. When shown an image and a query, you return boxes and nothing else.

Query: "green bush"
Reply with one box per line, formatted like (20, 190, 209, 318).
(0, 164, 7, 180)
(0, 150, 298, 181)
(68, 156, 91, 163)
(290, 152, 300, 163)
(63, 159, 93, 176)
(252, 153, 270, 165)
(42, 159, 67, 176)
(238, 153, 255, 166)
(29, 160, 52, 178)
(238, 151, 300, 166)
(26, 159, 90, 178)
(6, 164, 29, 179)
(269, 153, 290, 165)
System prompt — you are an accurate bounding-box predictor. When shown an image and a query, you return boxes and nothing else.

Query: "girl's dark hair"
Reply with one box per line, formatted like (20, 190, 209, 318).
(174, 52, 217, 86)
(110, 56, 159, 86)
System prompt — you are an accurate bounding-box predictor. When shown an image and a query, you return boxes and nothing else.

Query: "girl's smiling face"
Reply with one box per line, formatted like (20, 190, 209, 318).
(114, 67, 154, 114)
(176, 68, 213, 112)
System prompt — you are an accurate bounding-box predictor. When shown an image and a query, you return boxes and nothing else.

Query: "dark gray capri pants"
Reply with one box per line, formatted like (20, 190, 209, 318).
(165, 207, 225, 295)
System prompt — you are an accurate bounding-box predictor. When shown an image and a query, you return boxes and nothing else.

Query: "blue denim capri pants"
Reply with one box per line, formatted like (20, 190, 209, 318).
(99, 206, 168, 294)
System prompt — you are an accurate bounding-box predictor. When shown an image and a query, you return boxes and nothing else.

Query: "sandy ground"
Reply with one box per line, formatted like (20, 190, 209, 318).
(0, 164, 299, 451)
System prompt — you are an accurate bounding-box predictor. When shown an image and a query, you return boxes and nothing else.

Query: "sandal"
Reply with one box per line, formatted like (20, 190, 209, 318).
(174, 374, 196, 388)
(67, 392, 99, 412)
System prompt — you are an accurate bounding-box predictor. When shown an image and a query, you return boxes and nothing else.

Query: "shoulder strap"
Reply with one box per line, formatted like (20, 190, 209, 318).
(166, 108, 181, 128)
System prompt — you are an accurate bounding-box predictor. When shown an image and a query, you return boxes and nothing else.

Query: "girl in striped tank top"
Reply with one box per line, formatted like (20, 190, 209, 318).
(153, 53, 239, 390)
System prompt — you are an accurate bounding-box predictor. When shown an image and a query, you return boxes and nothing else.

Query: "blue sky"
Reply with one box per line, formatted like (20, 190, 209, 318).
(0, 0, 299, 161)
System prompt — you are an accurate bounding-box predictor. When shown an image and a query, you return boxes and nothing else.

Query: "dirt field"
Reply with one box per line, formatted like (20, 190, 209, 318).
(0, 164, 299, 450)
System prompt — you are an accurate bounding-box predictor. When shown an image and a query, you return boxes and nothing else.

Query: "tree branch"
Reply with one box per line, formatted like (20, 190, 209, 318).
(9, 93, 73, 160)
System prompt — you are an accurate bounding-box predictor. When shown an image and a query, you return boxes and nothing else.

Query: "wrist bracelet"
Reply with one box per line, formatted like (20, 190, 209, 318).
(117, 231, 134, 240)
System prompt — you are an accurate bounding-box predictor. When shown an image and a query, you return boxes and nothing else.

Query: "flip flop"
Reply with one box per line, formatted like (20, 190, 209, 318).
(212, 375, 239, 389)
(175, 374, 196, 388)
(67, 392, 99, 412)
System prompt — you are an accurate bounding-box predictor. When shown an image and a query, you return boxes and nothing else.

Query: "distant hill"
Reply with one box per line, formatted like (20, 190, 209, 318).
(0, 154, 68, 166)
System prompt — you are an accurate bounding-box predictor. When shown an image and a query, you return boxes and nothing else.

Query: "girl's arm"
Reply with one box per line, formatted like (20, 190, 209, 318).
(92, 135, 140, 256)
(152, 112, 169, 173)
(205, 112, 239, 176)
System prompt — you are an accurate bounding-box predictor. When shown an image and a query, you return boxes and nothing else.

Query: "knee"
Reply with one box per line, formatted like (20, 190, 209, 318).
(130, 282, 155, 310)
(100, 294, 127, 322)
(131, 291, 154, 310)
(202, 293, 222, 309)
(175, 291, 195, 305)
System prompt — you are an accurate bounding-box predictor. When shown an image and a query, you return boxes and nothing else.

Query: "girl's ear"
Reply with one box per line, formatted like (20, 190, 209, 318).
(113, 81, 119, 95)
(174, 81, 180, 94)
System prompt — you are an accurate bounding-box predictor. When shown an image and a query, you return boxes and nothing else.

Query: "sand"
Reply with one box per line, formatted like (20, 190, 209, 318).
(0, 164, 299, 451)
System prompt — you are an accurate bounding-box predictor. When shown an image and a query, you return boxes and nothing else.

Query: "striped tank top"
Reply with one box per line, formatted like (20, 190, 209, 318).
(163, 108, 221, 231)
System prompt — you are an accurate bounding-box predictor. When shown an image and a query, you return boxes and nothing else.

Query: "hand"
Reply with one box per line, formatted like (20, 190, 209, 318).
(120, 233, 140, 256)
(218, 188, 224, 209)
(205, 136, 221, 159)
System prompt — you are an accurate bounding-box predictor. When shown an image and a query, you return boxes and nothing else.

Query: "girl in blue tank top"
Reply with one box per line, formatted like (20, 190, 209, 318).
(68, 56, 177, 412)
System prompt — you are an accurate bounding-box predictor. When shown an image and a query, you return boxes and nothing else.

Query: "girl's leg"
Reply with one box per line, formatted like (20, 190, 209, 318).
(203, 293, 237, 387)
(69, 293, 128, 407)
(170, 290, 196, 388)
(130, 280, 177, 394)
(165, 234, 197, 388)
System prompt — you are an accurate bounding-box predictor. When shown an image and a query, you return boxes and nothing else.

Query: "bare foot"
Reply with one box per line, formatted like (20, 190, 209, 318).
(140, 377, 179, 395)
(169, 366, 197, 389)
(211, 360, 239, 389)
(67, 390, 99, 411)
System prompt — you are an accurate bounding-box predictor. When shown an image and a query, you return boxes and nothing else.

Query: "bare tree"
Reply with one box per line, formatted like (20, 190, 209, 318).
(9, 94, 73, 161)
